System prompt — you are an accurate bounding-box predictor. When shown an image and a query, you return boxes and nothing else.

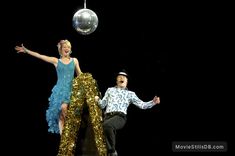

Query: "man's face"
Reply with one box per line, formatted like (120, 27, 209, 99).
(116, 75, 128, 88)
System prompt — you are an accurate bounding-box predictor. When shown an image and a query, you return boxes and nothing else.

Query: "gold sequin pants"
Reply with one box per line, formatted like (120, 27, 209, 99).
(57, 73, 107, 156)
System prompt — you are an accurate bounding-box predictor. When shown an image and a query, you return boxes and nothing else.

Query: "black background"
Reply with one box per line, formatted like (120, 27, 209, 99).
(2, 0, 230, 155)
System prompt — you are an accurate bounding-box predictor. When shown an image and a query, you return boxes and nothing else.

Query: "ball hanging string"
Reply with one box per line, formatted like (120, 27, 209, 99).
(84, 0, 86, 9)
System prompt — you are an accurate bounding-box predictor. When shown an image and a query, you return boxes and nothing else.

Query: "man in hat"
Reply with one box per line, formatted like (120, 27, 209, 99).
(95, 69, 160, 156)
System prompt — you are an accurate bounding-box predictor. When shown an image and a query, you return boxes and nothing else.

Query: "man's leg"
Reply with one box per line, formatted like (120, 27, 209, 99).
(103, 115, 126, 155)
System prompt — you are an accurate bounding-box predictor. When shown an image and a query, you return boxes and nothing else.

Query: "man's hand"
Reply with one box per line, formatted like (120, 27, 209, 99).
(95, 96, 99, 102)
(153, 96, 160, 105)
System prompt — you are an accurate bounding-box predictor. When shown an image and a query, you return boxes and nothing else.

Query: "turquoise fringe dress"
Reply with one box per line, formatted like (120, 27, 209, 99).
(46, 58, 75, 134)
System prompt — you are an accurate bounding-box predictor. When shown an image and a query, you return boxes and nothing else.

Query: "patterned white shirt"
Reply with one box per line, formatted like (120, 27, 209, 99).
(98, 87, 155, 114)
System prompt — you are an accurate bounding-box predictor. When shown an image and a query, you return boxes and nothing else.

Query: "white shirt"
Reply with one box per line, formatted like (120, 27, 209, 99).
(98, 87, 155, 114)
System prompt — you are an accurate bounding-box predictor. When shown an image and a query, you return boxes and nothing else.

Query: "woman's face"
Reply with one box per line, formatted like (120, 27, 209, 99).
(60, 43, 71, 57)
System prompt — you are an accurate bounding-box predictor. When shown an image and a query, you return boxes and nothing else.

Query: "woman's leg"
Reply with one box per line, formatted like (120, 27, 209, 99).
(59, 103, 68, 135)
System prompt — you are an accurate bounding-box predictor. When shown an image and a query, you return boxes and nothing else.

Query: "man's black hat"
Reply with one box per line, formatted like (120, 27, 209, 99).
(117, 69, 129, 78)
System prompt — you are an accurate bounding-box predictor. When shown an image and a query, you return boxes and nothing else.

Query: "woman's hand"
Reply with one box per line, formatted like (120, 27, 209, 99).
(15, 44, 27, 53)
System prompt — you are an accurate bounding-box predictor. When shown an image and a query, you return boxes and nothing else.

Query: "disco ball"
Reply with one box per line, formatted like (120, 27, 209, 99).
(72, 8, 98, 35)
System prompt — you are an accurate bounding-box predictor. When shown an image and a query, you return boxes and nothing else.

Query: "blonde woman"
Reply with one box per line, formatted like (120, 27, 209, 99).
(15, 40, 82, 135)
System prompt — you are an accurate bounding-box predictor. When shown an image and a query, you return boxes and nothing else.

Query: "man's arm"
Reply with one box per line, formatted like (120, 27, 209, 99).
(130, 92, 160, 109)
(95, 88, 111, 109)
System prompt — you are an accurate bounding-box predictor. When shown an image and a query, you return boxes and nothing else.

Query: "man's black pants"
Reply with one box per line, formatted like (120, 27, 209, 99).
(103, 112, 127, 153)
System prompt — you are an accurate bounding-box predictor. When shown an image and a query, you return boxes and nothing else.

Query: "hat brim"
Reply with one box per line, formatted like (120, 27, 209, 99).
(117, 73, 128, 78)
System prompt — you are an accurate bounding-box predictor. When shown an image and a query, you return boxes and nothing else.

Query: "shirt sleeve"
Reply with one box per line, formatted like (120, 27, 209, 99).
(130, 92, 155, 109)
(98, 88, 110, 109)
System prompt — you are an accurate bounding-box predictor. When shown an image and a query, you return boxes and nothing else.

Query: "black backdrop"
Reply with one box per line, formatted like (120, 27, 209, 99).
(2, 0, 230, 155)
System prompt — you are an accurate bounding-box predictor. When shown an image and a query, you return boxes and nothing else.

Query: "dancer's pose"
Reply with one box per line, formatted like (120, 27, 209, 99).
(95, 70, 160, 156)
(15, 40, 82, 134)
